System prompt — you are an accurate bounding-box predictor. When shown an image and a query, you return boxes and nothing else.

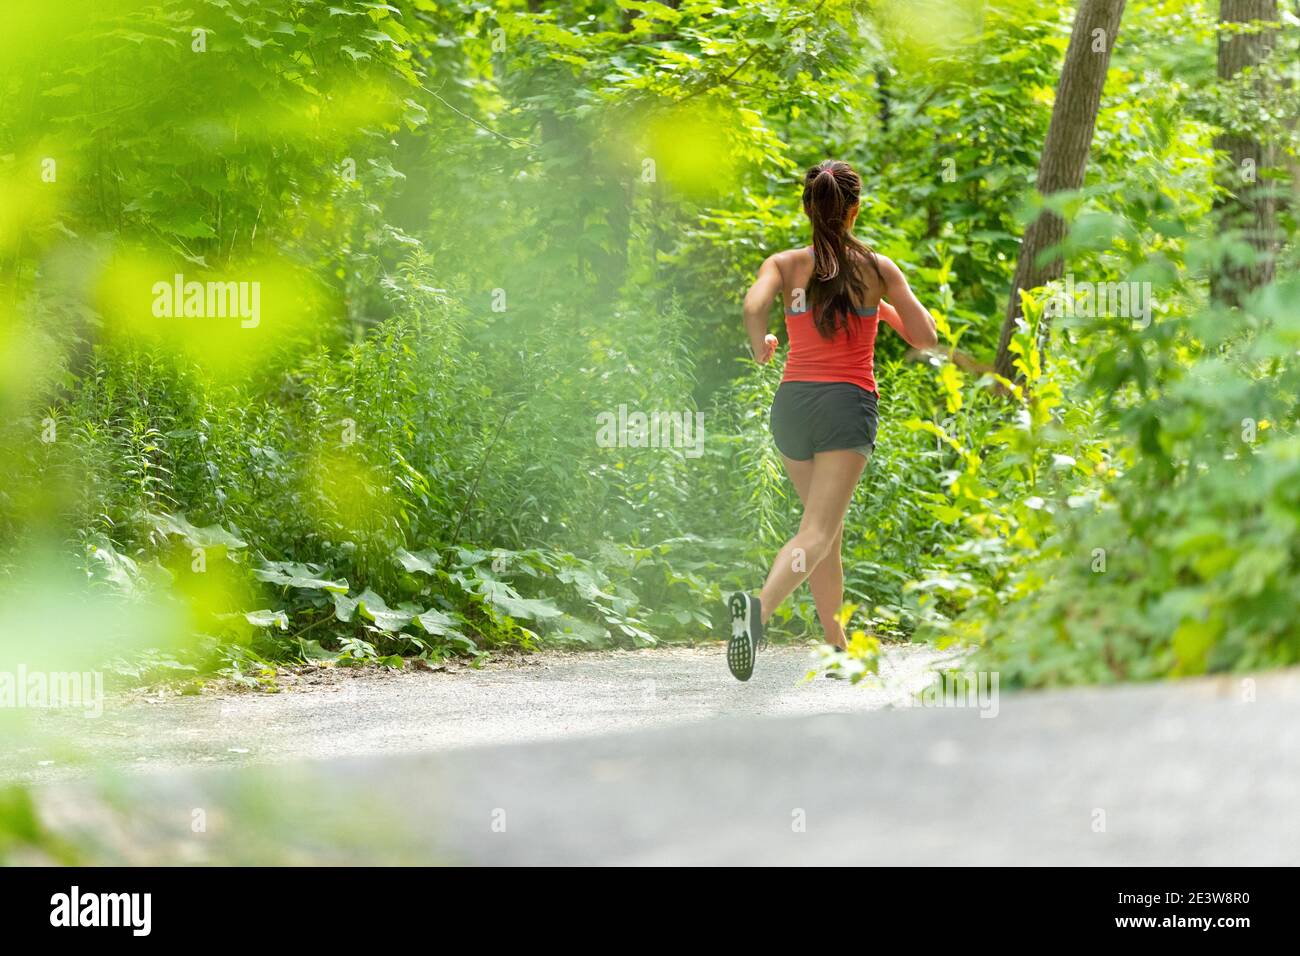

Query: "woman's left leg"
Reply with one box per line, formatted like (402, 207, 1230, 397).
(777, 453, 848, 649)
(757, 449, 866, 626)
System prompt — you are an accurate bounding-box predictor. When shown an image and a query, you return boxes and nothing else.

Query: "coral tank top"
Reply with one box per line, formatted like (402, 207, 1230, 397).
(782, 301, 896, 394)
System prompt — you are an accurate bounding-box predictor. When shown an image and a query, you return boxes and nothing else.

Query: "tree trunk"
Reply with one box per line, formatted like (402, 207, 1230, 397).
(1211, 0, 1280, 307)
(994, 0, 1127, 380)
(1290, 0, 1299, 231)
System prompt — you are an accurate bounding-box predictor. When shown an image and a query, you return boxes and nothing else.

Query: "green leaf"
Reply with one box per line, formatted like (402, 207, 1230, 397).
(297, 639, 339, 661)
(395, 548, 440, 575)
(254, 562, 348, 593)
(355, 589, 418, 632)
(479, 580, 563, 621)
(332, 592, 360, 623)
(149, 513, 246, 550)
(245, 609, 289, 630)
(413, 607, 458, 636)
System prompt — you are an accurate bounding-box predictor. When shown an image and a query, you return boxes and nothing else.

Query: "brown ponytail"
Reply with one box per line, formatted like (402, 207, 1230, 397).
(802, 160, 882, 339)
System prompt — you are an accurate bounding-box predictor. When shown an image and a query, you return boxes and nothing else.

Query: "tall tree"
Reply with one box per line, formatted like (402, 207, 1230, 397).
(1212, 0, 1281, 306)
(994, 0, 1127, 380)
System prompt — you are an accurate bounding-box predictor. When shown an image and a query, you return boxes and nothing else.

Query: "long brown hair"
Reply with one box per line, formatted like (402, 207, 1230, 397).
(802, 160, 882, 338)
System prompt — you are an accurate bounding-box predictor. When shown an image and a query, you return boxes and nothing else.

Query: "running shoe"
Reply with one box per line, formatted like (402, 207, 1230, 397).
(726, 591, 763, 681)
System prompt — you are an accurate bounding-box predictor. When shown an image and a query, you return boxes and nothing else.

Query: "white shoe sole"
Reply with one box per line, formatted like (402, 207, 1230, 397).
(726, 592, 754, 681)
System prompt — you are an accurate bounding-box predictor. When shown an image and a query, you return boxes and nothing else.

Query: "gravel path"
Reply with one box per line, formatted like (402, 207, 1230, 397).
(3, 643, 953, 783)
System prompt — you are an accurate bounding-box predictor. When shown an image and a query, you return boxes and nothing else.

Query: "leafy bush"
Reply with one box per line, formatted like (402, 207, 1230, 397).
(1, 0, 1297, 687)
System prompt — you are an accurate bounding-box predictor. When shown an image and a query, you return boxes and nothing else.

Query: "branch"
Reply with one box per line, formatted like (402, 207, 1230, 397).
(419, 82, 540, 151)
(674, 0, 830, 104)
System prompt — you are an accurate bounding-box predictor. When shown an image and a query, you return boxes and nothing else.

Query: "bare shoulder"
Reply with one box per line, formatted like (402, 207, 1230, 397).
(769, 246, 812, 278)
(871, 252, 902, 278)
(770, 246, 810, 265)
(869, 252, 915, 291)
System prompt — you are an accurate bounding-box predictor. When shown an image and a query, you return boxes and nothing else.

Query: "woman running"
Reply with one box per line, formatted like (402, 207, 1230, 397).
(726, 159, 938, 682)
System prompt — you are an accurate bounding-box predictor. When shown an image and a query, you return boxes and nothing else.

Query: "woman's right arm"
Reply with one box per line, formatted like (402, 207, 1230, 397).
(743, 255, 783, 363)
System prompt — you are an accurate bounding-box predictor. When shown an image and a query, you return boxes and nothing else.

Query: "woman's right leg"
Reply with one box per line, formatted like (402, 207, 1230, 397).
(810, 525, 847, 648)
(779, 454, 848, 649)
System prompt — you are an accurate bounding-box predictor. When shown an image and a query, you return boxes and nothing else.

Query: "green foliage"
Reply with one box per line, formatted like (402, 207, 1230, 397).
(0, 786, 79, 865)
(965, 268, 1300, 685)
(1, 0, 1297, 686)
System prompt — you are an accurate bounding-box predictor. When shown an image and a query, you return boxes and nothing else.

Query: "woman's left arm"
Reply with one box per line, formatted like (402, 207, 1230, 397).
(876, 255, 938, 349)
